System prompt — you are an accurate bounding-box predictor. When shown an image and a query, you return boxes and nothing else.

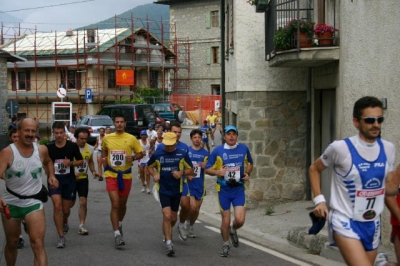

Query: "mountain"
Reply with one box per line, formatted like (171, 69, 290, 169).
(77, 3, 170, 39)
(0, 12, 22, 25)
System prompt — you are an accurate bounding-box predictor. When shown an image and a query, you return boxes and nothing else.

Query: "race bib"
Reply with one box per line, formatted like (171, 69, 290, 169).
(192, 162, 201, 178)
(75, 160, 88, 174)
(210, 122, 215, 127)
(110, 150, 126, 167)
(353, 188, 385, 222)
(54, 159, 70, 175)
(202, 132, 207, 139)
(224, 166, 240, 182)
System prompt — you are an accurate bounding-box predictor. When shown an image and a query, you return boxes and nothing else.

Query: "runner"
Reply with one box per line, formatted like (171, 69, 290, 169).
(199, 120, 212, 153)
(154, 130, 164, 151)
(94, 127, 106, 181)
(216, 108, 223, 135)
(138, 130, 152, 194)
(101, 114, 143, 247)
(206, 110, 218, 146)
(205, 125, 253, 257)
(146, 123, 157, 146)
(0, 117, 58, 265)
(46, 122, 84, 248)
(147, 132, 194, 256)
(73, 127, 99, 235)
(309, 96, 400, 266)
(186, 129, 210, 238)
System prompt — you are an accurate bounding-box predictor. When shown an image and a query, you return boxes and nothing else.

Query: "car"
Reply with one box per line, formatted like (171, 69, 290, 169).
(151, 103, 185, 124)
(75, 115, 115, 145)
(98, 104, 158, 137)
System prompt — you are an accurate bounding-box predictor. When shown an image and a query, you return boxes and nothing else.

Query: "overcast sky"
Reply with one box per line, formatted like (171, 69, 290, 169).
(0, 0, 155, 32)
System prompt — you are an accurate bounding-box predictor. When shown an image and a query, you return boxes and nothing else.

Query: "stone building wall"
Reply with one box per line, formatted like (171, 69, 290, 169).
(226, 91, 307, 206)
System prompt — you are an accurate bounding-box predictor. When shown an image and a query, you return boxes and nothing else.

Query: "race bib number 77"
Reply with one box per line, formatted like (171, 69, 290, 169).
(353, 188, 384, 222)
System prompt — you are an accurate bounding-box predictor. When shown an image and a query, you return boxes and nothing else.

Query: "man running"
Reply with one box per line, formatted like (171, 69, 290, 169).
(154, 130, 164, 151)
(309, 96, 400, 266)
(206, 110, 218, 146)
(138, 130, 152, 194)
(101, 114, 143, 247)
(94, 127, 106, 181)
(146, 123, 157, 146)
(47, 122, 83, 248)
(73, 127, 99, 235)
(186, 129, 209, 237)
(205, 125, 253, 257)
(0, 118, 58, 265)
(147, 132, 194, 256)
(199, 120, 212, 153)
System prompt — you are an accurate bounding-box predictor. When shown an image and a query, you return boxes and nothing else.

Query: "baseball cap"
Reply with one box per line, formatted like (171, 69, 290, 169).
(148, 123, 154, 128)
(162, 132, 177, 145)
(140, 130, 147, 135)
(308, 212, 326, 235)
(70, 125, 76, 128)
(165, 121, 170, 124)
(224, 125, 238, 134)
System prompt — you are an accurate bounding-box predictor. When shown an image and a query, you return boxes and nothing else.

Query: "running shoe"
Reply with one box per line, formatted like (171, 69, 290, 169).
(188, 226, 196, 238)
(57, 236, 66, 248)
(119, 225, 123, 237)
(230, 226, 239, 247)
(115, 234, 125, 247)
(78, 226, 89, 235)
(141, 186, 146, 193)
(22, 220, 28, 233)
(146, 187, 151, 194)
(211, 141, 215, 146)
(177, 224, 188, 241)
(98, 176, 104, 181)
(17, 237, 24, 249)
(166, 243, 175, 257)
(63, 223, 69, 234)
(220, 243, 230, 257)
(374, 252, 388, 266)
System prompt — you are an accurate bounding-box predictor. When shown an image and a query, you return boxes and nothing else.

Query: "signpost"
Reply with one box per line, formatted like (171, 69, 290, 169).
(5, 99, 19, 119)
(85, 88, 92, 103)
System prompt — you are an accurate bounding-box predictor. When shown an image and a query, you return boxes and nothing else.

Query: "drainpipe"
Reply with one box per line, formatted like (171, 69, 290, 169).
(220, 0, 226, 132)
(305, 67, 312, 200)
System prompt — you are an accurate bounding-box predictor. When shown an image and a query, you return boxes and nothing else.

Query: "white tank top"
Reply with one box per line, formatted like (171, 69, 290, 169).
(97, 135, 104, 151)
(4, 143, 43, 206)
(139, 139, 151, 164)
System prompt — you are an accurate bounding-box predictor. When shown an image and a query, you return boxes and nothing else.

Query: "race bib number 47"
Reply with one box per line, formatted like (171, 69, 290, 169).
(110, 150, 126, 167)
(353, 188, 385, 222)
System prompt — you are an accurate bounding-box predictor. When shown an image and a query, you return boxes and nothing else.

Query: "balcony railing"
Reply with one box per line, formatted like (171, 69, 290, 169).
(265, 0, 338, 61)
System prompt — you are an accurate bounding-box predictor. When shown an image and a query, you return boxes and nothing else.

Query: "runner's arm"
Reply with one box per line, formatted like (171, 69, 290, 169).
(39, 145, 59, 189)
(385, 167, 400, 196)
(309, 158, 328, 219)
(0, 147, 12, 180)
(385, 196, 400, 222)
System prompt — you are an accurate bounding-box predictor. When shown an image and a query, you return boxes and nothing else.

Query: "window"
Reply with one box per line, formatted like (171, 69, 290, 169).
(108, 69, 116, 88)
(11, 71, 31, 91)
(211, 11, 219, 27)
(150, 70, 159, 88)
(212, 47, 220, 64)
(211, 85, 221, 95)
(60, 70, 81, 90)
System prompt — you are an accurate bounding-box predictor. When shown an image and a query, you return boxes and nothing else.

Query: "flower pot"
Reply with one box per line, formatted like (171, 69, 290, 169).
(255, 0, 269, 13)
(294, 32, 313, 48)
(316, 32, 334, 46)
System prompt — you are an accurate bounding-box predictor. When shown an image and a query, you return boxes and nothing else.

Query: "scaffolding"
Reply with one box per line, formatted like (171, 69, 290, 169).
(0, 16, 190, 135)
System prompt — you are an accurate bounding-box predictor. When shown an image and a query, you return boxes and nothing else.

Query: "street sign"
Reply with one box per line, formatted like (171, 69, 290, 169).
(57, 87, 67, 98)
(85, 88, 92, 103)
(5, 99, 19, 118)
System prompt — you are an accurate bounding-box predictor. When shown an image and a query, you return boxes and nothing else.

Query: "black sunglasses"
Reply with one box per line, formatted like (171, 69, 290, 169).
(360, 116, 384, 124)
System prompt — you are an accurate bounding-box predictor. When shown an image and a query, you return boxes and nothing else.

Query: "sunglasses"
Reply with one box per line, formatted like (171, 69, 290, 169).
(360, 116, 384, 124)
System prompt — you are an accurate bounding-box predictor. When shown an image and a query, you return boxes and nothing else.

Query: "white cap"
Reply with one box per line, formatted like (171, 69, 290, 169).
(165, 121, 170, 124)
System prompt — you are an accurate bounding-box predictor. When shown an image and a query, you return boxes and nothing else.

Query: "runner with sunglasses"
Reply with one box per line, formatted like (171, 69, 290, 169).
(309, 96, 399, 266)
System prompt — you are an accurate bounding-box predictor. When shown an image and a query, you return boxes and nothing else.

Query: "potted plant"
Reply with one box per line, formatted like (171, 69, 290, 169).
(273, 28, 291, 51)
(314, 24, 337, 46)
(286, 19, 314, 48)
(246, 0, 270, 13)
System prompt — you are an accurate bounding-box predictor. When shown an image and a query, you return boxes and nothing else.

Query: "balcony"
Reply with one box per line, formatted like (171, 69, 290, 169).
(264, 0, 339, 68)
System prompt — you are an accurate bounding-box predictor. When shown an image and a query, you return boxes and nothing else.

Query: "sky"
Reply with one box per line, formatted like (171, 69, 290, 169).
(0, 0, 155, 32)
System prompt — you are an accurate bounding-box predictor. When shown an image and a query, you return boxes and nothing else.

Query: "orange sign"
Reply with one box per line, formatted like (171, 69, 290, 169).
(116, 70, 134, 86)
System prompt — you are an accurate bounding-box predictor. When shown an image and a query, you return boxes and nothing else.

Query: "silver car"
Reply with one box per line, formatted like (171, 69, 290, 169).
(75, 115, 115, 145)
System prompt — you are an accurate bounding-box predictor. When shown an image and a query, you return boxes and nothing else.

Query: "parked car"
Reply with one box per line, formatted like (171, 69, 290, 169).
(98, 104, 158, 137)
(151, 103, 185, 123)
(75, 115, 115, 145)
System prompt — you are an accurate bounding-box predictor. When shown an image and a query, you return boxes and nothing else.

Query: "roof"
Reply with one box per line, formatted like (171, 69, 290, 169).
(0, 49, 26, 62)
(0, 28, 174, 57)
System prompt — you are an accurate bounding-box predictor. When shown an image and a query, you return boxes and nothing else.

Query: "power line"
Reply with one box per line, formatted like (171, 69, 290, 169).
(0, 0, 95, 13)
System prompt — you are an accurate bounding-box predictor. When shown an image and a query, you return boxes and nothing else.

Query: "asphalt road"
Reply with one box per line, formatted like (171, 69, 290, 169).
(0, 129, 319, 266)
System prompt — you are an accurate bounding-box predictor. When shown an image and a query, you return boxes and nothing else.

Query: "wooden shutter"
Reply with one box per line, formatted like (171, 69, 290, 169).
(11, 71, 16, 91)
(206, 47, 211, 65)
(26, 71, 31, 91)
(205, 11, 211, 29)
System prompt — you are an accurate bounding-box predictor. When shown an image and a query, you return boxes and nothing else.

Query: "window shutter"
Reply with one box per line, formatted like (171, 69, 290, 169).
(11, 71, 16, 91)
(206, 47, 211, 65)
(77, 72, 82, 90)
(205, 11, 211, 29)
(219, 46, 222, 64)
(26, 71, 31, 91)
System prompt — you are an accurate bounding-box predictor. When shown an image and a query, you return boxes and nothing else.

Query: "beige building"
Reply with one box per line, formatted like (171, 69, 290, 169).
(0, 26, 189, 138)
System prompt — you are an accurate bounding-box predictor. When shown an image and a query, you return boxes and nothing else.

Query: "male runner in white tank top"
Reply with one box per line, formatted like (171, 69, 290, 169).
(310, 96, 400, 266)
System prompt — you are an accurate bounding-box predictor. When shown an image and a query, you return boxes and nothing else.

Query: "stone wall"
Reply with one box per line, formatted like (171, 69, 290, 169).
(226, 91, 307, 204)
(0, 58, 8, 132)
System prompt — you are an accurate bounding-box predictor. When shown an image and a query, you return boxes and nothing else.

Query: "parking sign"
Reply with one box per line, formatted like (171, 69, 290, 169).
(85, 88, 92, 103)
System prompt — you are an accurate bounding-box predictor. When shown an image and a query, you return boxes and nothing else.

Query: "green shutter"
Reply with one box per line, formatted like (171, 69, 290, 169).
(219, 46, 221, 64)
(205, 11, 211, 29)
(206, 47, 211, 65)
